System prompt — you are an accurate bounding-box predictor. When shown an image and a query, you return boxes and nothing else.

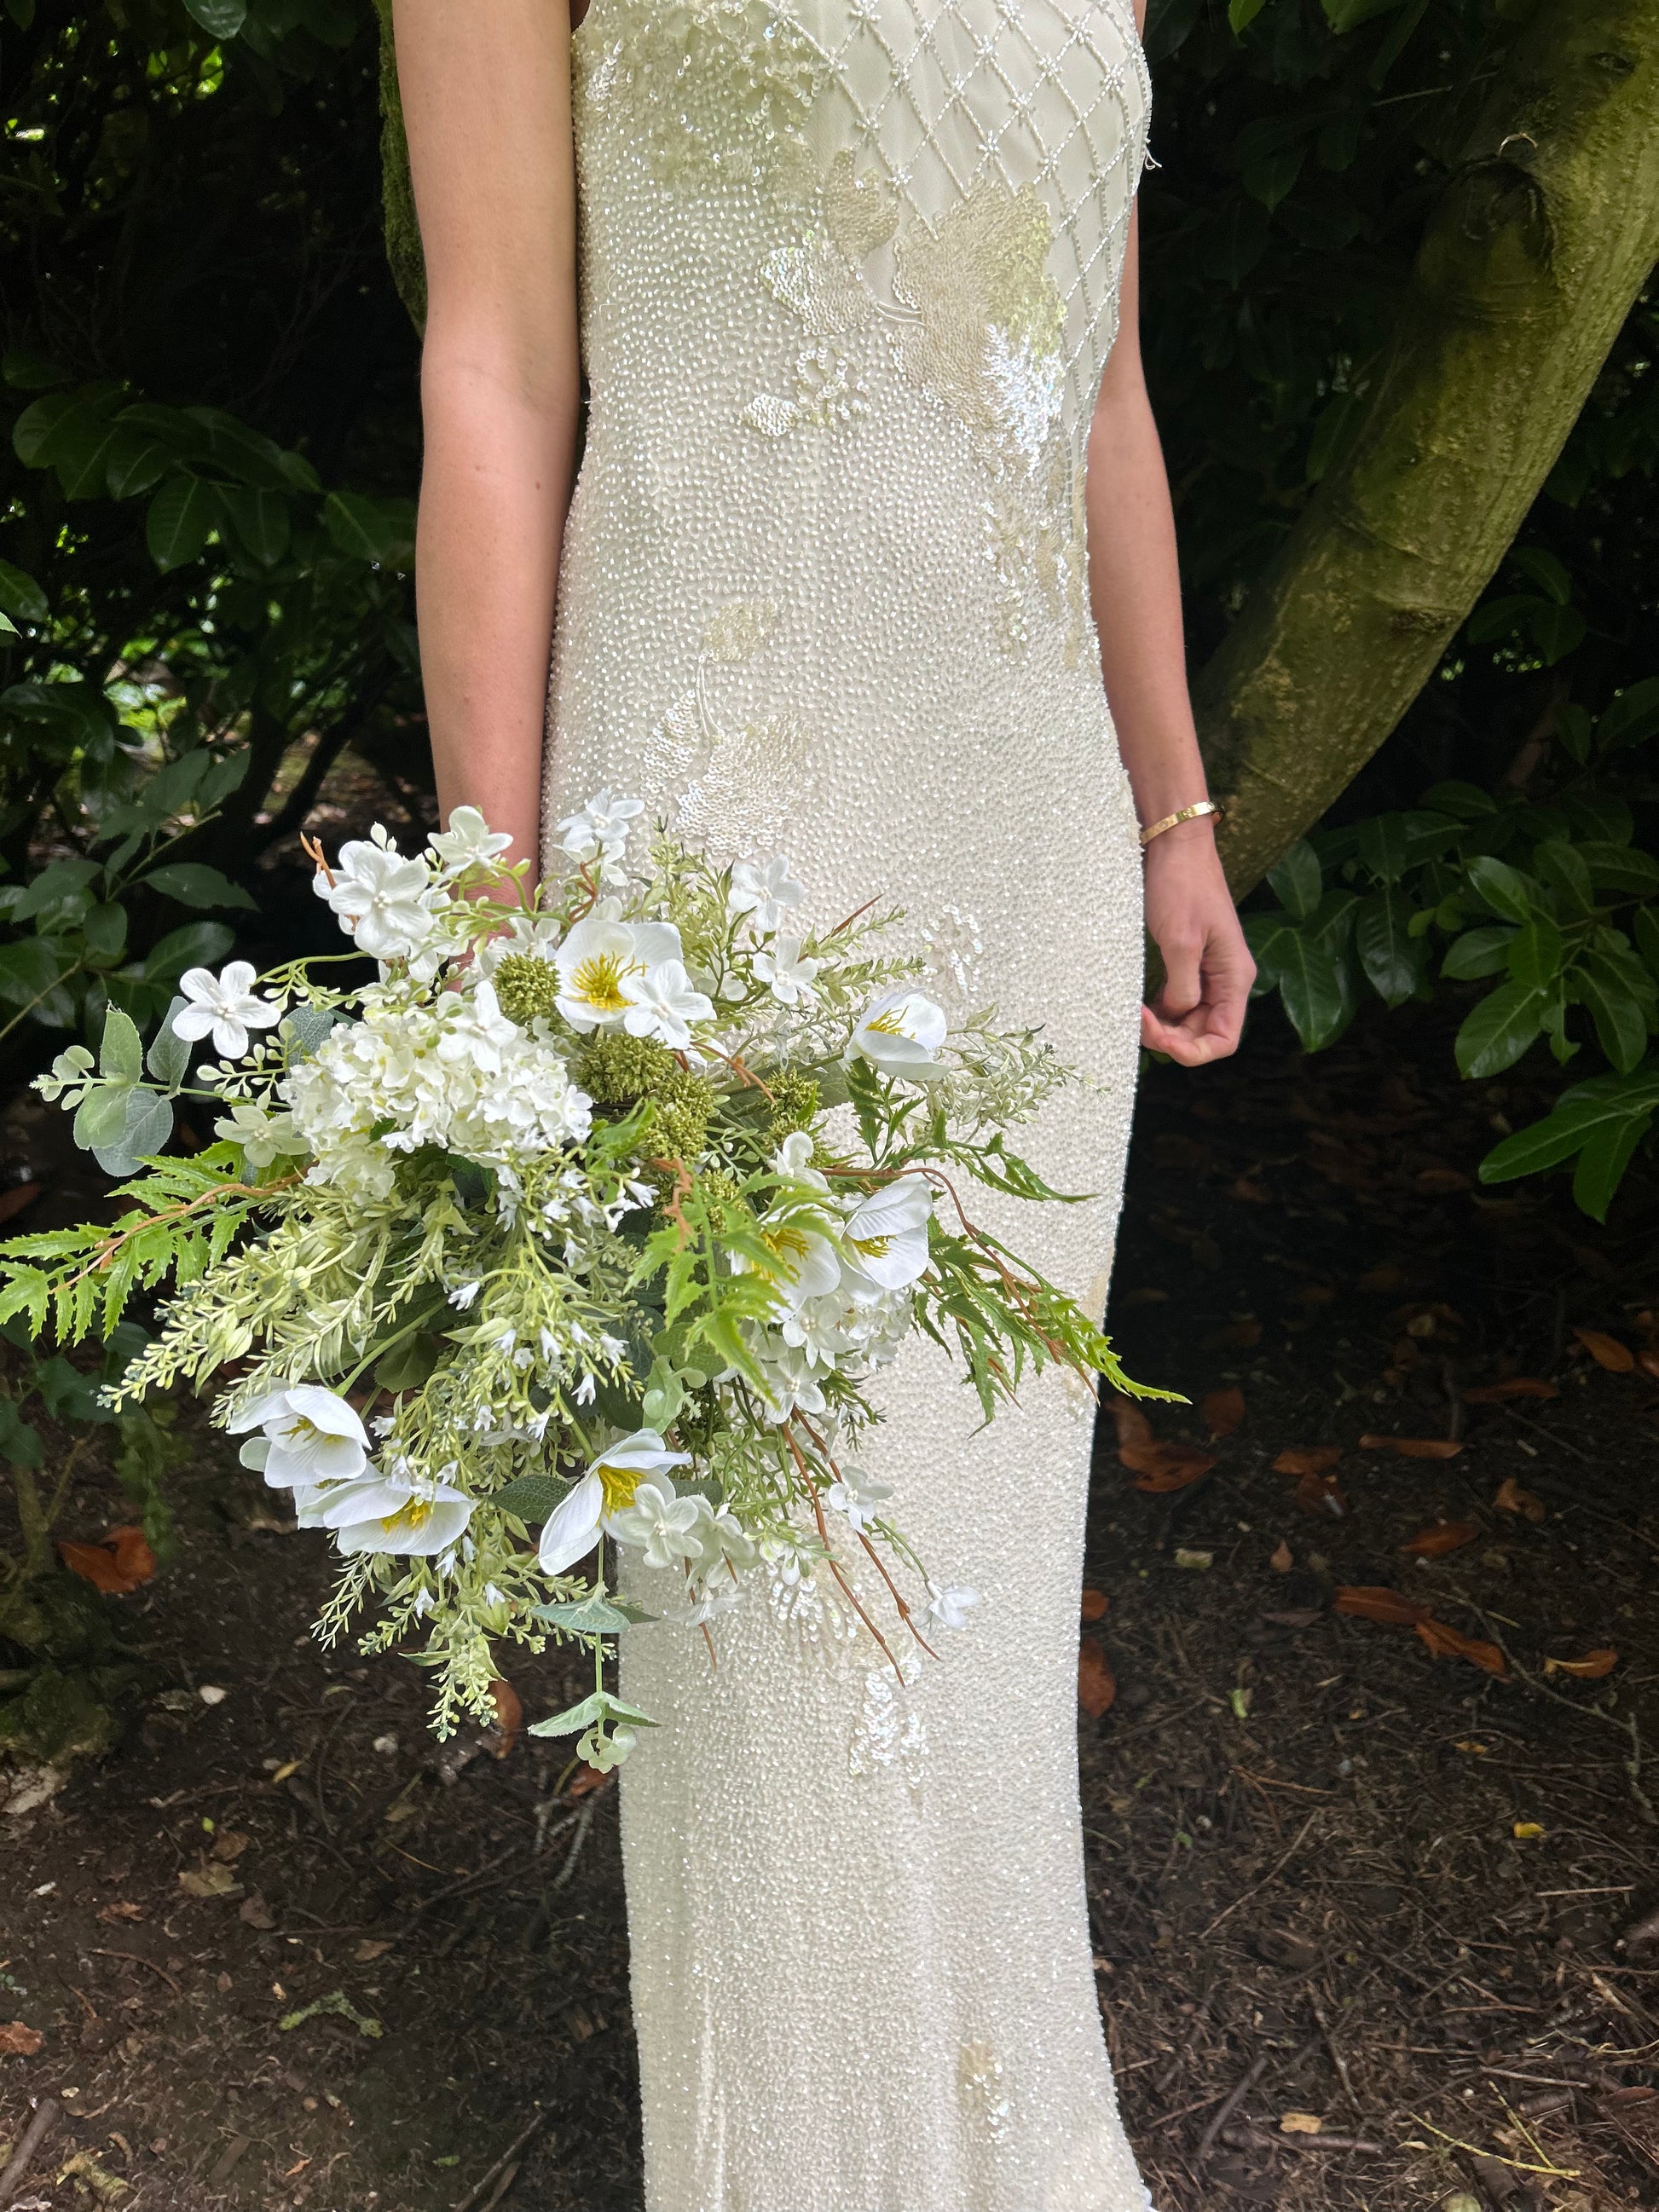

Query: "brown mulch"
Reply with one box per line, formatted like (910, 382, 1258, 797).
(1, 1003, 1656, 2211)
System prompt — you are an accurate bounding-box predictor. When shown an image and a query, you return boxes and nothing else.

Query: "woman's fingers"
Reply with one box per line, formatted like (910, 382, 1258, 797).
(1141, 923, 1255, 1065)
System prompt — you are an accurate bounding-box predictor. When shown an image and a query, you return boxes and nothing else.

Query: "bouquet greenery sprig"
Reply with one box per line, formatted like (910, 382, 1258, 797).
(3, 794, 1167, 1768)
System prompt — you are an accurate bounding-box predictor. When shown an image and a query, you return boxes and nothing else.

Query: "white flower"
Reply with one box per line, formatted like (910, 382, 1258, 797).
(923, 1580, 981, 1631)
(771, 1129, 829, 1189)
(436, 980, 521, 1076)
(213, 1100, 307, 1168)
(841, 1175, 934, 1293)
(729, 855, 805, 936)
(577, 1724, 638, 1771)
(557, 790, 645, 882)
(608, 1477, 708, 1570)
(751, 934, 819, 1005)
(171, 962, 285, 1060)
(848, 988, 948, 1077)
(428, 805, 512, 873)
(619, 958, 715, 1049)
(825, 1468, 893, 1533)
(314, 829, 436, 961)
(332, 1473, 476, 1556)
(745, 1206, 841, 1312)
(553, 915, 680, 1032)
(228, 1383, 371, 1489)
(536, 1429, 691, 1576)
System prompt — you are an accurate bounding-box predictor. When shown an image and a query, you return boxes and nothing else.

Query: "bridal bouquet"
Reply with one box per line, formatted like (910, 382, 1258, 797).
(3, 795, 1163, 1770)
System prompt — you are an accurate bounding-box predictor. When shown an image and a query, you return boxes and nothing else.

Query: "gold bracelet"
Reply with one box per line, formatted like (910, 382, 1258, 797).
(1138, 800, 1221, 849)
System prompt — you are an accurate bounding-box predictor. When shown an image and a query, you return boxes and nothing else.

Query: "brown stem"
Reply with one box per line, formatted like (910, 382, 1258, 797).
(61, 1175, 302, 1293)
(782, 1423, 903, 1681)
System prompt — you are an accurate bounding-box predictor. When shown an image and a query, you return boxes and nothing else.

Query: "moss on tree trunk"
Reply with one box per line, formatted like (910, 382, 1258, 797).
(1197, 0, 1659, 895)
(371, 0, 426, 333)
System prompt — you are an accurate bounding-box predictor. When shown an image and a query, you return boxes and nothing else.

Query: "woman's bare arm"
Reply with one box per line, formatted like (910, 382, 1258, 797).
(1084, 182, 1255, 1066)
(392, 0, 583, 880)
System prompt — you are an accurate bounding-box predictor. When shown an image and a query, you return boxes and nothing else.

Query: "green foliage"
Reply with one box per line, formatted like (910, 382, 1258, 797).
(1242, 684, 1659, 1218)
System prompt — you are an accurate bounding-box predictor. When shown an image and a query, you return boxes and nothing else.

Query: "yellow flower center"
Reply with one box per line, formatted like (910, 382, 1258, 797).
(759, 1223, 812, 1279)
(852, 1233, 893, 1259)
(571, 951, 638, 1014)
(596, 1461, 642, 1514)
(864, 1008, 910, 1037)
(382, 1498, 432, 1536)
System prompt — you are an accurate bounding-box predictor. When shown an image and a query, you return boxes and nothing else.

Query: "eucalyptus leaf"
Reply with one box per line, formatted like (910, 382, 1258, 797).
(92, 1086, 174, 1178)
(146, 1000, 192, 1088)
(526, 1688, 658, 1738)
(530, 1592, 656, 1635)
(490, 1472, 573, 1524)
(284, 1003, 344, 1056)
(99, 1004, 144, 1085)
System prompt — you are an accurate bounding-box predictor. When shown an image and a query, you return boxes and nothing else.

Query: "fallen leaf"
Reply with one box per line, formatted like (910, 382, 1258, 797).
(1573, 1326, 1634, 1372)
(1292, 1470, 1347, 1517)
(1357, 1262, 1408, 1292)
(1205, 1316, 1261, 1350)
(210, 1831, 249, 1863)
(1493, 1476, 1546, 1522)
(487, 1678, 523, 1759)
(352, 1938, 394, 1963)
(1543, 1648, 1618, 1680)
(1124, 1442, 1217, 1493)
(1078, 1637, 1117, 1718)
(1454, 1740, 1489, 1754)
(1460, 1377, 1558, 1403)
(567, 1765, 613, 1801)
(0, 1180, 40, 1225)
(1260, 1607, 1322, 1628)
(1513, 1820, 1546, 1839)
(96, 1901, 146, 1924)
(58, 1526, 158, 1596)
(1200, 1385, 1246, 1437)
(1080, 1587, 1108, 1622)
(1112, 1397, 1153, 1453)
(1269, 1539, 1293, 1573)
(0, 2019, 44, 2055)
(1640, 1349, 1659, 1381)
(1359, 1434, 1463, 1459)
(1280, 2111, 1324, 2134)
(1402, 1521, 1478, 1558)
(1228, 1175, 1270, 1204)
(1415, 1166, 1471, 1193)
(1413, 1618, 1507, 1677)
(177, 1860, 240, 1899)
(1273, 1446, 1341, 1476)
(1173, 1547, 1214, 1570)
(1335, 1586, 1430, 1626)
(238, 1891, 275, 1930)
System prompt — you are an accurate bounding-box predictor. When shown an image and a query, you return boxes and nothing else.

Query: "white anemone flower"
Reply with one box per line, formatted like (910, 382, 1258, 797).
(332, 1474, 476, 1556)
(557, 790, 645, 884)
(848, 987, 948, 1077)
(428, 805, 513, 873)
(923, 1580, 982, 1631)
(747, 1206, 841, 1311)
(314, 830, 436, 960)
(728, 855, 805, 935)
(607, 1477, 708, 1571)
(825, 1468, 893, 1533)
(771, 1129, 830, 1191)
(751, 934, 819, 1005)
(171, 961, 285, 1060)
(227, 1383, 371, 1488)
(842, 1175, 934, 1292)
(552, 915, 680, 1032)
(536, 1429, 691, 1576)
(619, 958, 715, 1050)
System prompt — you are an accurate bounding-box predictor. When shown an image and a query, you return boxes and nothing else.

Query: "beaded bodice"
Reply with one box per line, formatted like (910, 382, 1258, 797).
(564, 0, 1149, 676)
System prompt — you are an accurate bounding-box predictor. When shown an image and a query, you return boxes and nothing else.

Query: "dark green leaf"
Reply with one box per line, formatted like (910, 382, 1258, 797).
(145, 476, 219, 572)
(1355, 886, 1422, 1006)
(1511, 546, 1572, 606)
(1264, 839, 1321, 921)
(1465, 854, 1538, 925)
(1532, 839, 1595, 915)
(322, 491, 416, 570)
(1441, 926, 1516, 981)
(183, 0, 248, 35)
(1454, 979, 1551, 1080)
(1354, 814, 1411, 885)
(142, 921, 236, 983)
(1597, 678, 1659, 754)
(141, 862, 257, 910)
(0, 1395, 43, 1467)
(1505, 914, 1564, 990)
(374, 1331, 443, 1391)
(0, 559, 49, 627)
(83, 903, 129, 962)
(1274, 925, 1355, 1050)
(1577, 843, 1659, 898)
(218, 485, 292, 566)
(1573, 959, 1650, 1074)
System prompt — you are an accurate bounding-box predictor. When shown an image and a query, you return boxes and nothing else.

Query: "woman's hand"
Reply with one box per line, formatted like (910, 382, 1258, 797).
(1139, 819, 1255, 1066)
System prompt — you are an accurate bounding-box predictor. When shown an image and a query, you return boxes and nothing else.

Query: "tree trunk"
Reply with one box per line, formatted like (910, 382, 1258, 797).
(1197, 0, 1659, 896)
(370, 0, 426, 333)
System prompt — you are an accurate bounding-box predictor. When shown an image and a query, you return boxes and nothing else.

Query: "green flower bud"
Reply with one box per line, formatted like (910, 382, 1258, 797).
(493, 954, 562, 1027)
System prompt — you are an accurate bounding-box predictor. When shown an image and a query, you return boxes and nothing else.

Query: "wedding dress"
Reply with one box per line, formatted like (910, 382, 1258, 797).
(540, 1, 1153, 2203)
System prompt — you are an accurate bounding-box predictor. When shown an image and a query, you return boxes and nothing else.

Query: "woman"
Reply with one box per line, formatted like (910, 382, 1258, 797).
(393, 0, 1252, 2203)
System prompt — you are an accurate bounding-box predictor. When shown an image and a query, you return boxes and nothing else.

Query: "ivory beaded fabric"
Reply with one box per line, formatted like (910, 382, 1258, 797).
(541, 1, 1154, 2203)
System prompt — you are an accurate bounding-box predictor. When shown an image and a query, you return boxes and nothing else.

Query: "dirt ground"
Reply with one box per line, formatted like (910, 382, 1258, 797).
(2, 1002, 1656, 2212)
